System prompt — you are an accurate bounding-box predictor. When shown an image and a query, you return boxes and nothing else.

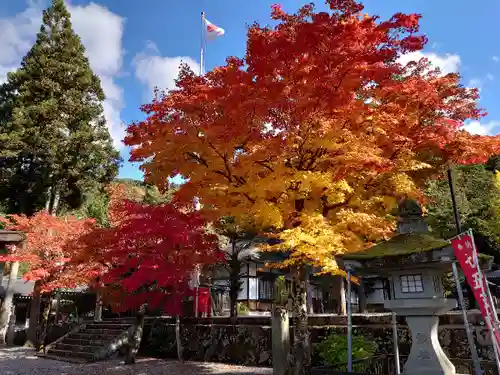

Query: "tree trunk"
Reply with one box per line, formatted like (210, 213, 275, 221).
(51, 189, 60, 215)
(124, 305, 146, 365)
(26, 280, 42, 347)
(94, 291, 103, 322)
(45, 186, 52, 211)
(54, 290, 61, 324)
(306, 271, 314, 314)
(332, 276, 346, 314)
(228, 237, 241, 318)
(290, 267, 310, 375)
(0, 261, 19, 345)
(39, 295, 54, 351)
(45, 185, 60, 216)
(357, 279, 367, 313)
(175, 315, 184, 362)
(229, 260, 240, 318)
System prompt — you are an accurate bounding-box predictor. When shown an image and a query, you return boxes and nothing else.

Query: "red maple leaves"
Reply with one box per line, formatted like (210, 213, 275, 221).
(0, 211, 96, 292)
(0, 184, 223, 314)
(71, 185, 223, 312)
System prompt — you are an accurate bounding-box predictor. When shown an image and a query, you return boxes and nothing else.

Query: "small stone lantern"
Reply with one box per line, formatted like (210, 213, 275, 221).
(336, 199, 491, 375)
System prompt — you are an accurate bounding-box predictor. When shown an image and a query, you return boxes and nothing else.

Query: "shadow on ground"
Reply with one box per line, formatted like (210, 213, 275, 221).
(0, 347, 273, 375)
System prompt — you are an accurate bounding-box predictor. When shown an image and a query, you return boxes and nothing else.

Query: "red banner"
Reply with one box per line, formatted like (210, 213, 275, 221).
(451, 232, 500, 351)
(196, 287, 212, 317)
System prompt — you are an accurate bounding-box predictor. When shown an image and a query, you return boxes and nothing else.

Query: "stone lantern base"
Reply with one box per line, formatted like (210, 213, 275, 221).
(385, 298, 466, 375)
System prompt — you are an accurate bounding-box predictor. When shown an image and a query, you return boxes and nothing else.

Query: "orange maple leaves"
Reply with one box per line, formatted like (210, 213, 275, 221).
(0, 211, 97, 292)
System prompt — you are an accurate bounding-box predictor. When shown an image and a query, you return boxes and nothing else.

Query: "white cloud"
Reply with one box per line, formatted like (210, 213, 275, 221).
(0, 1, 126, 148)
(463, 121, 500, 136)
(133, 41, 200, 98)
(493, 56, 500, 63)
(468, 78, 482, 91)
(487, 73, 495, 81)
(68, 2, 126, 147)
(398, 51, 461, 75)
(0, 1, 43, 83)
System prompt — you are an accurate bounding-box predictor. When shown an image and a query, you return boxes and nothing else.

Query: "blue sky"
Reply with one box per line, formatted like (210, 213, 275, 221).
(1, 0, 500, 182)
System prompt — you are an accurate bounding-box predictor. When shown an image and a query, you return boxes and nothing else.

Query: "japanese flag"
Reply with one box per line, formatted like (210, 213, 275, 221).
(205, 19, 225, 40)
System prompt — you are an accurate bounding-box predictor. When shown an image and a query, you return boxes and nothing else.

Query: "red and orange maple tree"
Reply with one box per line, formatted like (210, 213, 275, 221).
(73, 183, 222, 314)
(0, 211, 97, 346)
(125, 0, 500, 270)
(0, 211, 97, 292)
(124, 1, 500, 372)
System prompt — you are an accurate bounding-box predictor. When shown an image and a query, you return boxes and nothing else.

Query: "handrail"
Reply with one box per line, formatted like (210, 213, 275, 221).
(41, 323, 87, 353)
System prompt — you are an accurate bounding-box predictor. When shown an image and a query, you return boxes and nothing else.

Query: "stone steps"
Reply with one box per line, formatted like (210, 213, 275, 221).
(55, 343, 103, 353)
(45, 348, 96, 361)
(83, 328, 124, 335)
(37, 353, 89, 364)
(84, 323, 131, 330)
(63, 337, 113, 346)
(39, 318, 134, 363)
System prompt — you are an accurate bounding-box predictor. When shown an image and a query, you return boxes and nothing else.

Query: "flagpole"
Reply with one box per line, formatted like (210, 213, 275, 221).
(200, 11, 205, 76)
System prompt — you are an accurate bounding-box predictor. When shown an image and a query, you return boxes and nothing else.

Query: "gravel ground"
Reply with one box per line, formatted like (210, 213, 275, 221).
(0, 347, 273, 375)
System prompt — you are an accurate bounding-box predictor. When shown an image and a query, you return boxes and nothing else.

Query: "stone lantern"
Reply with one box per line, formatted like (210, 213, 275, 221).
(336, 199, 492, 375)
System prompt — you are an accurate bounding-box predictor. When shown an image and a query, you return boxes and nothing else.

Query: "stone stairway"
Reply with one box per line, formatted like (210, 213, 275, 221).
(37, 317, 136, 363)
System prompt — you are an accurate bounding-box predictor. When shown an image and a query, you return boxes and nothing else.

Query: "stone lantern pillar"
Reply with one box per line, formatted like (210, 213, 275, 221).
(384, 267, 457, 375)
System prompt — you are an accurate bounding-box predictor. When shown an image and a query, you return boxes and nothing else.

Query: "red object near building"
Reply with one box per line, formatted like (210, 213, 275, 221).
(195, 287, 212, 317)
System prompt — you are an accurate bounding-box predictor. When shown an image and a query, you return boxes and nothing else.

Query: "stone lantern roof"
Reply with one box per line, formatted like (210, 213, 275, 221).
(335, 199, 493, 274)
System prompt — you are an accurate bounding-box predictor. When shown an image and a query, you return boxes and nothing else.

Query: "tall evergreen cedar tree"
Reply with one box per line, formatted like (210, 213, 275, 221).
(0, 0, 120, 216)
(125, 1, 500, 373)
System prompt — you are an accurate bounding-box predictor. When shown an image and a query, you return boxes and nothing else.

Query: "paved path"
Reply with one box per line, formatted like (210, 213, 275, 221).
(0, 347, 273, 375)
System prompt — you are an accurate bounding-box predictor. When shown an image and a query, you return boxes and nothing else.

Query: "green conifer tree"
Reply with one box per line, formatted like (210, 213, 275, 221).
(0, 0, 121, 215)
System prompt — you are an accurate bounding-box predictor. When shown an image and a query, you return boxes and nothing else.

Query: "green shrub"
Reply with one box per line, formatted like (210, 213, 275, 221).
(237, 302, 250, 315)
(317, 332, 377, 365)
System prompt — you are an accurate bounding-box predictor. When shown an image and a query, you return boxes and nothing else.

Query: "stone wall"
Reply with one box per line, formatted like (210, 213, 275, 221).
(140, 316, 272, 366)
(139, 312, 498, 367)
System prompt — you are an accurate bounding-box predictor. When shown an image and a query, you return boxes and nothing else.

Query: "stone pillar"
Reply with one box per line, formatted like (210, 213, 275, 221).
(0, 261, 19, 345)
(385, 299, 459, 375)
(272, 306, 290, 375)
(405, 315, 455, 375)
(6, 308, 16, 346)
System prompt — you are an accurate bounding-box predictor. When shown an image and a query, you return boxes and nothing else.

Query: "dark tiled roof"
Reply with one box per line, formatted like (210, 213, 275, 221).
(0, 230, 25, 244)
(0, 278, 89, 297)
